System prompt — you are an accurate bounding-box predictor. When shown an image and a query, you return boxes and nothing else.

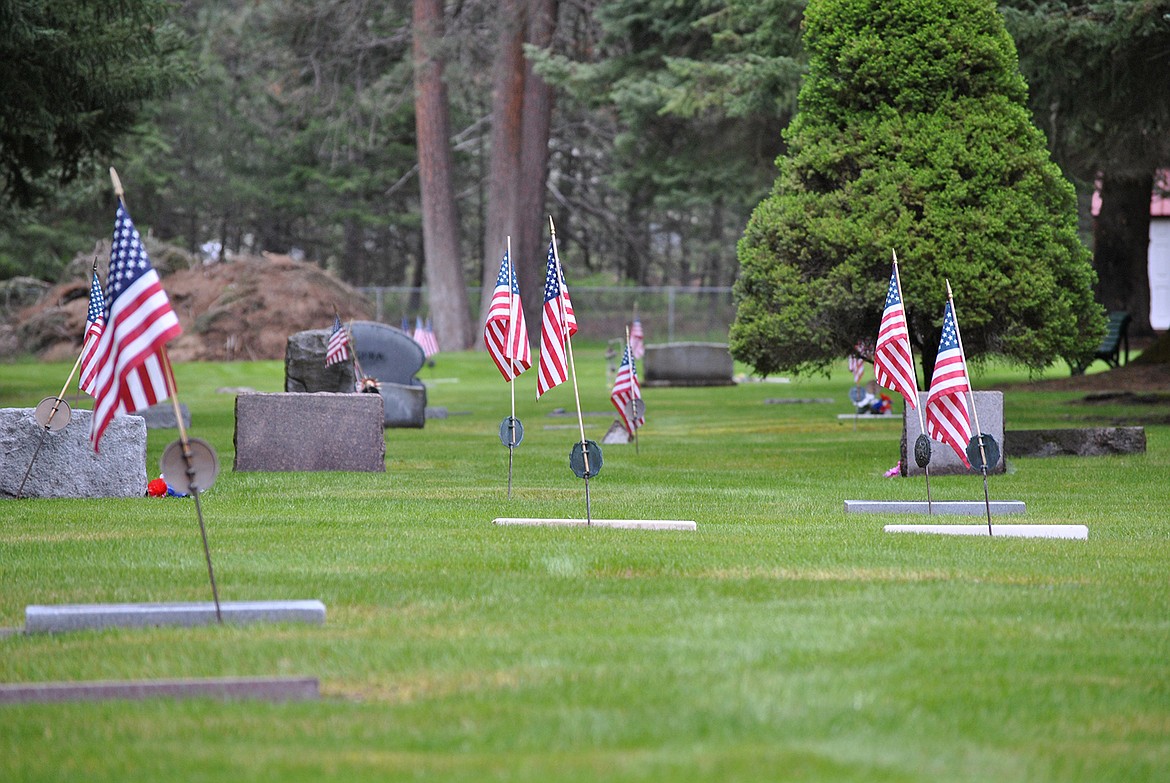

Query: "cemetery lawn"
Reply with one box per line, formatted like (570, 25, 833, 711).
(1, 349, 1167, 782)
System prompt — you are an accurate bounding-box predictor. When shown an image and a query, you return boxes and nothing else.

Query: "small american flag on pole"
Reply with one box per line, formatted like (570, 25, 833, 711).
(848, 348, 865, 385)
(610, 342, 644, 435)
(874, 265, 918, 409)
(629, 317, 645, 359)
(925, 299, 972, 467)
(484, 249, 531, 380)
(414, 316, 439, 358)
(536, 240, 576, 398)
(326, 315, 349, 366)
(88, 203, 183, 451)
(78, 268, 105, 397)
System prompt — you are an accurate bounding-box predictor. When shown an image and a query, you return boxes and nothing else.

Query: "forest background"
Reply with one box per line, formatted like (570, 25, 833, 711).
(1, 0, 1167, 353)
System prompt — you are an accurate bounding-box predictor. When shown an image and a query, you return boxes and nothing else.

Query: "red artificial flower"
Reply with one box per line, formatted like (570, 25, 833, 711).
(147, 478, 168, 497)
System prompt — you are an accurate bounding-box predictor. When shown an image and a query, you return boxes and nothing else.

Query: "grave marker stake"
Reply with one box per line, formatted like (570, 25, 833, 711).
(946, 280, 993, 535)
(16, 327, 89, 499)
(891, 252, 934, 513)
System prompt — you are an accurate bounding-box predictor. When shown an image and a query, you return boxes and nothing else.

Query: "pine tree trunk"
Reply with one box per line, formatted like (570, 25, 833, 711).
(1095, 172, 1154, 335)
(413, 0, 472, 350)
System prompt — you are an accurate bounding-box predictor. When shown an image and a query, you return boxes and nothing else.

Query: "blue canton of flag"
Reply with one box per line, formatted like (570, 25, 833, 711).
(78, 269, 106, 397)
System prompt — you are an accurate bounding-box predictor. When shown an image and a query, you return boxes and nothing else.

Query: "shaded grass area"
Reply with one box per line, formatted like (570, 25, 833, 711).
(1, 351, 1168, 782)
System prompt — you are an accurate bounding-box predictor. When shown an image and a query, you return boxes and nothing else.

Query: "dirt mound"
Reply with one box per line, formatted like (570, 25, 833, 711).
(3, 249, 374, 363)
(1000, 361, 1170, 393)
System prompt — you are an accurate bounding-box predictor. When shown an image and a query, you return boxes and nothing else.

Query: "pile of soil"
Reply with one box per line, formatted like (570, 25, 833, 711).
(1, 245, 373, 363)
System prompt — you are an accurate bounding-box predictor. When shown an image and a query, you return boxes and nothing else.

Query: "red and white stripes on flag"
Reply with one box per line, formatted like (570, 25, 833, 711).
(413, 316, 440, 358)
(536, 239, 576, 398)
(484, 249, 531, 381)
(848, 349, 865, 385)
(629, 318, 644, 359)
(925, 300, 972, 467)
(78, 269, 105, 397)
(874, 265, 918, 409)
(610, 343, 644, 435)
(89, 203, 182, 451)
(326, 315, 349, 366)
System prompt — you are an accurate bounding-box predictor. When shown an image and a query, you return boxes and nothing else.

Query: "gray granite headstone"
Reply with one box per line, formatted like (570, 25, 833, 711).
(285, 329, 356, 394)
(233, 392, 385, 472)
(0, 408, 146, 498)
(348, 320, 427, 428)
(1007, 427, 1146, 458)
(901, 390, 1005, 476)
(643, 342, 734, 386)
(138, 401, 190, 429)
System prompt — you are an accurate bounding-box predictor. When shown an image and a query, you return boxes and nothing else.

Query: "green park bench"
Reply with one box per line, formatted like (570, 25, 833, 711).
(1070, 310, 1130, 374)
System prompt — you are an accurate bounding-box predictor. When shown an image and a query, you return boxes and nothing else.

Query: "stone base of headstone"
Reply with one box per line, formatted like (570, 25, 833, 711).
(378, 384, 427, 428)
(233, 393, 384, 472)
(494, 517, 696, 531)
(25, 599, 327, 632)
(884, 524, 1087, 540)
(138, 401, 190, 429)
(845, 500, 1026, 515)
(902, 391, 1005, 476)
(1007, 427, 1146, 458)
(643, 343, 734, 386)
(0, 408, 145, 499)
(0, 676, 320, 705)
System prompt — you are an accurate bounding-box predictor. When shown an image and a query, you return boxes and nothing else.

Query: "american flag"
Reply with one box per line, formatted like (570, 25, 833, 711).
(629, 317, 645, 359)
(536, 240, 576, 398)
(926, 300, 972, 467)
(610, 342, 644, 435)
(848, 347, 865, 385)
(88, 203, 183, 451)
(484, 249, 531, 381)
(78, 269, 105, 397)
(326, 315, 349, 366)
(874, 266, 918, 409)
(414, 316, 440, 358)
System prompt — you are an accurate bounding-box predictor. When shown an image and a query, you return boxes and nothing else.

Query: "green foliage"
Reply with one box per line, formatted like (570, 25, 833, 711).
(732, 0, 1104, 379)
(0, 0, 191, 209)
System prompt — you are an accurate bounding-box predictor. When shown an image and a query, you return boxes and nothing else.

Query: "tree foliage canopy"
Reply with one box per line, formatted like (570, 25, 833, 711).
(731, 0, 1104, 380)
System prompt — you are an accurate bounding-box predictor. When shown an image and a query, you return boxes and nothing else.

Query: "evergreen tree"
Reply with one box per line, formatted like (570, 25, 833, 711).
(732, 0, 1103, 380)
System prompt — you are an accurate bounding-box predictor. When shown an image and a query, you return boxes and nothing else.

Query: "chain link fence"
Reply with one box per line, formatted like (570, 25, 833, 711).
(360, 286, 737, 343)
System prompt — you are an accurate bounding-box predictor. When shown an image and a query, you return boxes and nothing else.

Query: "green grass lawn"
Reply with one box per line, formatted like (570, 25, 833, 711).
(1, 349, 1167, 782)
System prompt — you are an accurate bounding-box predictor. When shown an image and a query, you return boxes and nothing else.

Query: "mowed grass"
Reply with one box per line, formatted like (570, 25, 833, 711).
(1, 349, 1167, 782)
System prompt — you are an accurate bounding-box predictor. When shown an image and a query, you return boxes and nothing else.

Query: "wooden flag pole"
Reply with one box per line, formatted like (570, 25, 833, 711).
(892, 250, 932, 513)
(113, 166, 223, 620)
(625, 324, 640, 455)
(945, 280, 993, 535)
(506, 236, 517, 500)
(549, 216, 593, 523)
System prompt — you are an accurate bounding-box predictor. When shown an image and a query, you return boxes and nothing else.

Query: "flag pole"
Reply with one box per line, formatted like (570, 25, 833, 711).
(15, 268, 96, 498)
(945, 280, 993, 535)
(549, 216, 593, 523)
(506, 236, 517, 500)
(113, 166, 224, 620)
(626, 324, 640, 455)
(892, 251, 932, 513)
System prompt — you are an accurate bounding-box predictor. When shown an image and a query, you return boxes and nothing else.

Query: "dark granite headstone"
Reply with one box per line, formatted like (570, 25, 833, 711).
(233, 393, 385, 472)
(1007, 427, 1146, 458)
(348, 320, 427, 428)
(901, 391, 1005, 476)
(643, 342, 734, 386)
(285, 329, 356, 394)
(0, 408, 146, 498)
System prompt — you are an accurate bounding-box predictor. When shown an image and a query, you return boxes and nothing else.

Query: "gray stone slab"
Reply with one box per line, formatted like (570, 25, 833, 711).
(845, 500, 1026, 515)
(0, 408, 145, 499)
(1007, 427, 1146, 458)
(233, 392, 385, 472)
(285, 328, 356, 393)
(0, 677, 319, 704)
(494, 517, 697, 531)
(138, 401, 190, 429)
(902, 391, 1005, 476)
(25, 600, 326, 633)
(643, 342, 734, 386)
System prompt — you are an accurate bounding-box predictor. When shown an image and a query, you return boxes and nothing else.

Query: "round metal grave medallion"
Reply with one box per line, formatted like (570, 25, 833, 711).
(965, 434, 1000, 472)
(499, 416, 524, 447)
(160, 438, 220, 493)
(624, 398, 646, 421)
(569, 440, 603, 479)
(848, 386, 865, 404)
(913, 433, 932, 468)
(34, 397, 71, 432)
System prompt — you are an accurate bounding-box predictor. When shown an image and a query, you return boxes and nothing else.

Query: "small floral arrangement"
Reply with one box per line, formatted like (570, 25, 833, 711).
(884, 461, 901, 478)
(146, 476, 187, 498)
(357, 376, 381, 393)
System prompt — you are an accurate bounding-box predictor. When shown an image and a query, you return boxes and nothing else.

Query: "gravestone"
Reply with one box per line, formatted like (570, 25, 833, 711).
(348, 320, 428, 428)
(139, 401, 190, 429)
(0, 408, 146, 498)
(233, 392, 385, 472)
(643, 342, 734, 387)
(901, 390, 1005, 476)
(285, 329, 356, 394)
